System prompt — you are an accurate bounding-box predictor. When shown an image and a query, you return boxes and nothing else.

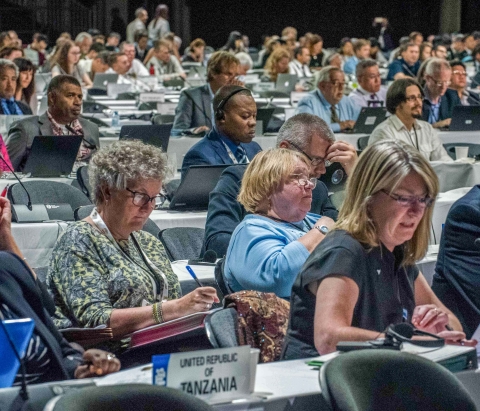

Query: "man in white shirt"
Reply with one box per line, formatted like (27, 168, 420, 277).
(105, 52, 149, 91)
(146, 39, 186, 81)
(289, 47, 312, 78)
(119, 42, 149, 77)
(369, 78, 452, 162)
(349, 59, 387, 108)
(126, 8, 148, 44)
(78, 43, 106, 75)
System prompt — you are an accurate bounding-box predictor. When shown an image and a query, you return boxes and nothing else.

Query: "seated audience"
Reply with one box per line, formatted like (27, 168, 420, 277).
(289, 47, 312, 78)
(181, 85, 261, 178)
(387, 42, 420, 81)
(221, 31, 246, 54)
(388, 36, 411, 64)
(105, 32, 121, 52)
(47, 140, 219, 349)
(120, 42, 149, 77)
(235, 52, 253, 76)
(0, 46, 23, 60)
(0, 31, 13, 49)
(25, 33, 48, 67)
(369, 78, 452, 162)
(134, 31, 150, 62)
(296, 66, 360, 132)
(449, 34, 469, 61)
(0, 195, 121, 384)
(13, 57, 37, 114)
(204, 113, 357, 257)
(449, 60, 480, 105)
(6, 75, 100, 171)
(338, 38, 354, 65)
(146, 39, 186, 81)
(348, 59, 387, 108)
(224, 148, 335, 298)
(257, 37, 280, 69)
(343, 38, 371, 75)
(0, 59, 32, 115)
(410, 31, 424, 46)
(172, 51, 241, 136)
(421, 58, 460, 128)
(282, 139, 465, 359)
(50, 40, 93, 87)
(87, 50, 110, 81)
(182, 38, 206, 64)
(432, 43, 448, 59)
(77, 42, 106, 74)
(262, 47, 290, 82)
(126, 7, 148, 44)
(148, 4, 170, 43)
(368, 37, 388, 65)
(74, 32, 93, 59)
(324, 53, 342, 69)
(307, 34, 325, 70)
(419, 41, 433, 63)
(432, 185, 480, 338)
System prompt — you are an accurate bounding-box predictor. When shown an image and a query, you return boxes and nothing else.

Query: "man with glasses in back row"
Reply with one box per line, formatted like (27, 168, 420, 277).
(295, 66, 360, 132)
(369, 77, 452, 162)
(449, 60, 480, 106)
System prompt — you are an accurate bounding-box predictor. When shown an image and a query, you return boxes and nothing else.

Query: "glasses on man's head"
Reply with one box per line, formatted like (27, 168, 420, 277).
(381, 189, 434, 208)
(452, 70, 467, 76)
(288, 141, 331, 167)
(404, 94, 423, 103)
(290, 174, 317, 189)
(126, 188, 166, 207)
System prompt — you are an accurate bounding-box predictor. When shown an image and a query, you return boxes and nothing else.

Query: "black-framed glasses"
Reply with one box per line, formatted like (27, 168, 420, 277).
(290, 174, 317, 188)
(404, 95, 423, 103)
(381, 189, 434, 208)
(289, 141, 331, 167)
(126, 187, 166, 207)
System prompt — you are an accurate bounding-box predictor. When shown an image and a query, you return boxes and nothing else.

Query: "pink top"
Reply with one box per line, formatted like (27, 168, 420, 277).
(0, 134, 13, 172)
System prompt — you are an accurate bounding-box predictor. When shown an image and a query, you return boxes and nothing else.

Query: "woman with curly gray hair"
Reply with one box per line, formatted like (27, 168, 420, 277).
(47, 140, 218, 350)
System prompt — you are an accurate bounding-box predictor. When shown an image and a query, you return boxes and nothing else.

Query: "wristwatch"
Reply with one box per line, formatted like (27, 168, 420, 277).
(314, 225, 329, 235)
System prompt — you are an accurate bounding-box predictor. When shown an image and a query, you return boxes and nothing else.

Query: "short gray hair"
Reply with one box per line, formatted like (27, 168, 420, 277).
(425, 57, 451, 76)
(315, 65, 341, 85)
(276, 113, 335, 150)
(235, 52, 253, 70)
(89, 140, 167, 205)
(355, 59, 378, 78)
(135, 7, 146, 17)
(0, 58, 18, 77)
(75, 32, 92, 43)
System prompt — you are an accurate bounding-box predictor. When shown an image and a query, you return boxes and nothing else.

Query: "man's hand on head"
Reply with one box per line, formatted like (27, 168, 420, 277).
(326, 141, 358, 175)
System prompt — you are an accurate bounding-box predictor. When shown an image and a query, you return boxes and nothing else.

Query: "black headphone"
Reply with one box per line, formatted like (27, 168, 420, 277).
(383, 323, 445, 348)
(215, 87, 251, 121)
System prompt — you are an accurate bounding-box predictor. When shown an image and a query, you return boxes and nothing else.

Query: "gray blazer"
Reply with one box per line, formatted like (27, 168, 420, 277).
(5, 113, 100, 171)
(171, 84, 213, 136)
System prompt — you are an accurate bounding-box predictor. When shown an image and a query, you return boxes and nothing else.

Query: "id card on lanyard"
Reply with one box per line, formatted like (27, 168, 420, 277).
(221, 140, 249, 164)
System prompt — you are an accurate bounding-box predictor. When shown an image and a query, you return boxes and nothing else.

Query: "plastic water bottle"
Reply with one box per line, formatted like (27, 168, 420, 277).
(111, 111, 120, 128)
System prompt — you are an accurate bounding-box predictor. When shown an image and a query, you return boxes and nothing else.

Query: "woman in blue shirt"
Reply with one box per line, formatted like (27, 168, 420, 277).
(224, 148, 335, 298)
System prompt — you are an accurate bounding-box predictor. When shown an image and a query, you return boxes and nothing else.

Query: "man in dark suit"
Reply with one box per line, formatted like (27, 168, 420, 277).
(421, 58, 461, 129)
(203, 113, 358, 257)
(181, 85, 262, 179)
(172, 51, 243, 136)
(432, 185, 480, 339)
(0, 58, 32, 115)
(6, 75, 100, 171)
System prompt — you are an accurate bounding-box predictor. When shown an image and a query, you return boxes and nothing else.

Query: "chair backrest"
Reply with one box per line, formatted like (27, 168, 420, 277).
(8, 181, 91, 211)
(76, 165, 92, 199)
(159, 227, 205, 261)
(357, 135, 370, 150)
(44, 384, 214, 411)
(214, 257, 232, 299)
(152, 113, 176, 125)
(224, 291, 290, 363)
(204, 307, 239, 348)
(319, 349, 477, 411)
(443, 143, 480, 160)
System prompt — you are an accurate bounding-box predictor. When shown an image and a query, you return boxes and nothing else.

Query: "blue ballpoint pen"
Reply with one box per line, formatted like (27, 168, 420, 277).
(186, 265, 204, 288)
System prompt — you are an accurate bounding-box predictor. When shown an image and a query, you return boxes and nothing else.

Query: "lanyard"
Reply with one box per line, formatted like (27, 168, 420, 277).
(90, 208, 169, 301)
(221, 140, 249, 164)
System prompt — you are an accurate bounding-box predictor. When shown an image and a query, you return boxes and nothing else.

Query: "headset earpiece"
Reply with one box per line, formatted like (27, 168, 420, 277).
(214, 87, 251, 122)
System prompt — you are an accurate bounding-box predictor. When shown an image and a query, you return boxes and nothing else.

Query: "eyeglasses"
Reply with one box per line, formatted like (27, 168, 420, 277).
(404, 95, 423, 103)
(381, 189, 434, 208)
(290, 174, 317, 188)
(126, 188, 166, 207)
(288, 141, 331, 167)
(329, 81, 346, 88)
(452, 70, 467, 76)
(428, 77, 451, 87)
(362, 74, 381, 80)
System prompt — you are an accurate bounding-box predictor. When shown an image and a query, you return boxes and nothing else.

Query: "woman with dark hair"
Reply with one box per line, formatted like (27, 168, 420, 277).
(307, 34, 325, 69)
(50, 40, 92, 87)
(339, 37, 354, 66)
(222, 31, 245, 54)
(13, 58, 37, 115)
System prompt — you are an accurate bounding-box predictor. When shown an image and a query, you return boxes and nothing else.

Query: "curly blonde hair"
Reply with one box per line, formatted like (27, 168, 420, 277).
(264, 48, 290, 82)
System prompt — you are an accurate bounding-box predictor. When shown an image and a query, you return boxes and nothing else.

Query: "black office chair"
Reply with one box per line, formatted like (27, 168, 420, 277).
(357, 135, 370, 150)
(214, 257, 232, 298)
(319, 349, 476, 411)
(8, 181, 91, 212)
(159, 227, 205, 261)
(76, 165, 92, 198)
(45, 384, 214, 411)
(87, 87, 107, 96)
(138, 101, 157, 111)
(443, 143, 480, 160)
(74, 205, 161, 238)
(204, 307, 239, 348)
(152, 113, 176, 125)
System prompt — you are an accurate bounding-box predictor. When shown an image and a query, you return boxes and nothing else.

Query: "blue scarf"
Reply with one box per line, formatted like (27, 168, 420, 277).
(0, 97, 23, 115)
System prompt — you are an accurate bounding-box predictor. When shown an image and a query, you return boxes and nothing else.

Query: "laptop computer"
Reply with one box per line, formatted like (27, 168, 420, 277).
(93, 73, 119, 89)
(168, 164, 232, 210)
(449, 106, 480, 131)
(319, 161, 347, 193)
(352, 107, 388, 134)
(276, 74, 298, 94)
(119, 124, 172, 152)
(255, 107, 275, 134)
(23, 135, 83, 177)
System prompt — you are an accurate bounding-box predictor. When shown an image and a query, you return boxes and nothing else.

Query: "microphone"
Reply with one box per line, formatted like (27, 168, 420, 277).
(66, 125, 97, 151)
(0, 154, 32, 211)
(187, 249, 218, 266)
